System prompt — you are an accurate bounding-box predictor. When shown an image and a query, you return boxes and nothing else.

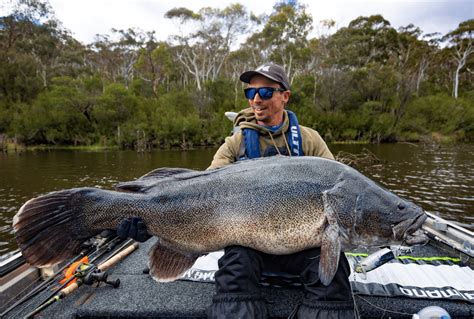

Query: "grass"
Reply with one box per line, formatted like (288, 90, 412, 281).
(2, 142, 118, 152)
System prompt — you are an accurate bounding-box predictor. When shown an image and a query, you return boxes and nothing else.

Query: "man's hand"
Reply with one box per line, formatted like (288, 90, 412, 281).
(117, 217, 151, 242)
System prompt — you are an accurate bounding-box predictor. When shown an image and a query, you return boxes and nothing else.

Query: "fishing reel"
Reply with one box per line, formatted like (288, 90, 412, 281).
(74, 263, 120, 288)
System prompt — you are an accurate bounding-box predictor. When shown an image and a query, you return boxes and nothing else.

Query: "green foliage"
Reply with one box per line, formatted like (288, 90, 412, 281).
(0, 54, 43, 103)
(1, 1, 473, 147)
(151, 90, 202, 147)
(92, 83, 139, 145)
(8, 77, 95, 144)
(204, 79, 239, 113)
(398, 94, 474, 141)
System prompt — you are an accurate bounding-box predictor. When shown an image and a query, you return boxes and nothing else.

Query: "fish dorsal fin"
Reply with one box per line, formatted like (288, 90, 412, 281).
(148, 239, 199, 282)
(138, 167, 195, 180)
(114, 180, 152, 193)
(115, 168, 195, 193)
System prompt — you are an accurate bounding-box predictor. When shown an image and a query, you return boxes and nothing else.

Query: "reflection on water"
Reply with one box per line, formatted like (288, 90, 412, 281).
(1, 144, 473, 255)
(342, 144, 474, 229)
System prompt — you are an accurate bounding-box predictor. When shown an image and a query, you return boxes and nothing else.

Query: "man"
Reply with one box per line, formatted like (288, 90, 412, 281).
(119, 63, 355, 318)
(206, 63, 355, 318)
(208, 64, 332, 169)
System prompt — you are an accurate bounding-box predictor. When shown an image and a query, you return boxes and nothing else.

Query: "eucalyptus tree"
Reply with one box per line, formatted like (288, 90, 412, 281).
(0, 0, 62, 101)
(391, 24, 441, 127)
(112, 28, 147, 89)
(304, 20, 337, 109)
(0, 0, 88, 139)
(89, 28, 146, 89)
(224, 49, 255, 107)
(327, 15, 398, 68)
(134, 33, 174, 98)
(443, 19, 474, 98)
(165, 4, 251, 92)
(243, 1, 313, 82)
(320, 15, 398, 115)
(414, 32, 441, 95)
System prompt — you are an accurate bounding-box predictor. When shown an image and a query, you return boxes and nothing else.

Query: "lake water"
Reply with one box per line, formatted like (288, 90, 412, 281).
(1, 143, 473, 255)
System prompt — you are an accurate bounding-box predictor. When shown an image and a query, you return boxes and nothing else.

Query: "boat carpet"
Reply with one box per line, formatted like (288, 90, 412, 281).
(181, 250, 474, 304)
(5, 238, 474, 318)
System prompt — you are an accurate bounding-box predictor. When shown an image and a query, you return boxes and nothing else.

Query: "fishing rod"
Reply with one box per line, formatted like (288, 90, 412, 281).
(1, 233, 123, 318)
(16, 236, 127, 317)
(23, 238, 139, 319)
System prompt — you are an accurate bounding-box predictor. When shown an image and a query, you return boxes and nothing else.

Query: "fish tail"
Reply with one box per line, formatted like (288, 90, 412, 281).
(13, 188, 98, 267)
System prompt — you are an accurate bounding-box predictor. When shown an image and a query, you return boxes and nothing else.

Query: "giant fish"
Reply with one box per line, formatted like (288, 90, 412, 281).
(13, 156, 428, 285)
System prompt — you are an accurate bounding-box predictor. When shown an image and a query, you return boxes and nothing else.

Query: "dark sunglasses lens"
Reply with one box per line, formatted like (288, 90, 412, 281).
(244, 87, 275, 100)
(259, 88, 273, 99)
(244, 88, 257, 99)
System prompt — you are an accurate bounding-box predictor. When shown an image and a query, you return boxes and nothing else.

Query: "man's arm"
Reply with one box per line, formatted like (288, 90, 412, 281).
(207, 134, 242, 170)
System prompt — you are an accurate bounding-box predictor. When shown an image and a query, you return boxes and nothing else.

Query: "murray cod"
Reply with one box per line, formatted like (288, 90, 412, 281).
(13, 156, 428, 286)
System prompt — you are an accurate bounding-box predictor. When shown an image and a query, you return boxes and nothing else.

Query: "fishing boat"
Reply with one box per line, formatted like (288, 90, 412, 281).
(1, 211, 472, 318)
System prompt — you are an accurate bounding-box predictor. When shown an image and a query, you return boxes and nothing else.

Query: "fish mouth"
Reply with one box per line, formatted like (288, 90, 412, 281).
(393, 213, 429, 245)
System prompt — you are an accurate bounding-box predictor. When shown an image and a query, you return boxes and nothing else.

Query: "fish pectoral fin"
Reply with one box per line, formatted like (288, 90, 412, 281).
(148, 241, 198, 282)
(319, 190, 342, 285)
(319, 224, 341, 286)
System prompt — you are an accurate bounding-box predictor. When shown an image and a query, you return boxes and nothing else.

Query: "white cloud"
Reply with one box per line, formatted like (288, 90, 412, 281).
(3, 0, 472, 44)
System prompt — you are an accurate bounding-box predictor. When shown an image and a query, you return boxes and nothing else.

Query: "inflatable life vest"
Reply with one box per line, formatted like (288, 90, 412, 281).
(238, 110, 304, 160)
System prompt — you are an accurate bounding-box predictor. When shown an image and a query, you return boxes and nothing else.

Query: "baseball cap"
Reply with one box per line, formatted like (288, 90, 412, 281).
(240, 63, 291, 90)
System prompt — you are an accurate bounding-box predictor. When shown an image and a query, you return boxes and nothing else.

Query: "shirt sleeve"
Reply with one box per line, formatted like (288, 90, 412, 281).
(207, 134, 241, 170)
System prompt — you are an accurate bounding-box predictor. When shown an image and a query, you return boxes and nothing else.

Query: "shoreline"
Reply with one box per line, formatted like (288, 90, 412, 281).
(2, 138, 469, 153)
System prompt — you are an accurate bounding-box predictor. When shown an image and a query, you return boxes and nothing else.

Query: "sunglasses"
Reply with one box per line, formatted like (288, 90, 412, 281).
(244, 87, 286, 100)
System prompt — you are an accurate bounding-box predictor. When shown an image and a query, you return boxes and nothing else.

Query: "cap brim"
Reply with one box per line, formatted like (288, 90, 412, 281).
(239, 71, 283, 87)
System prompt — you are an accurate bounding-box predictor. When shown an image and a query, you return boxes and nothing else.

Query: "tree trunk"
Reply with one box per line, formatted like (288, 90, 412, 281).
(453, 65, 461, 99)
(452, 44, 473, 99)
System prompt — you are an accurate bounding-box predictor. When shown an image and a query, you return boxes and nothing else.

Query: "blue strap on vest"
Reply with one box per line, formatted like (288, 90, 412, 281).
(242, 128, 261, 158)
(287, 110, 304, 157)
(240, 110, 304, 160)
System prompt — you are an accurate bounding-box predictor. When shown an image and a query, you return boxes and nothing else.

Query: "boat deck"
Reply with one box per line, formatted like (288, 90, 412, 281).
(4, 237, 473, 318)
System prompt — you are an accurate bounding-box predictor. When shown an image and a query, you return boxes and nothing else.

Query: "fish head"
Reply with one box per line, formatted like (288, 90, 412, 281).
(354, 185, 429, 246)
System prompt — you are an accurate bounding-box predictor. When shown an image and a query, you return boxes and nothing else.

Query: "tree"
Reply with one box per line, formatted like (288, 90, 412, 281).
(327, 15, 398, 68)
(92, 83, 139, 145)
(134, 36, 174, 98)
(9, 76, 96, 145)
(0, 0, 59, 101)
(166, 4, 251, 91)
(89, 28, 146, 88)
(391, 24, 439, 127)
(443, 19, 474, 98)
(243, 1, 313, 81)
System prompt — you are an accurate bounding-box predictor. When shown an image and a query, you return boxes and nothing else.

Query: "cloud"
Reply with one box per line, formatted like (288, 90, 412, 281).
(307, 1, 473, 35)
(25, 0, 473, 44)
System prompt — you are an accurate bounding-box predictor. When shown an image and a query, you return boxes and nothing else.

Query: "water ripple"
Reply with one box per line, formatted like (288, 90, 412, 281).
(1, 145, 473, 255)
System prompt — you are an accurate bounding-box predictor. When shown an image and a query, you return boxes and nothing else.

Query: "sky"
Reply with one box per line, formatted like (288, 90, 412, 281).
(2, 0, 473, 44)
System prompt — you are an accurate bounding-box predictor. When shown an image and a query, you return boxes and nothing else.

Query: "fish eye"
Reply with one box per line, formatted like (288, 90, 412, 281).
(397, 203, 405, 210)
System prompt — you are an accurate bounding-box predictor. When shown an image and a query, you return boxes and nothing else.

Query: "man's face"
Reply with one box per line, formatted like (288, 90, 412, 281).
(247, 75, 290, 126)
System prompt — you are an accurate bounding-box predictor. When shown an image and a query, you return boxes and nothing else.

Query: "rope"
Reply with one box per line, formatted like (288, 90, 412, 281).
(282, 132, 292, 157)
(350, 269, 362, 318)
(267, 132, 282, 156)
(349, 242, 417, 318)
